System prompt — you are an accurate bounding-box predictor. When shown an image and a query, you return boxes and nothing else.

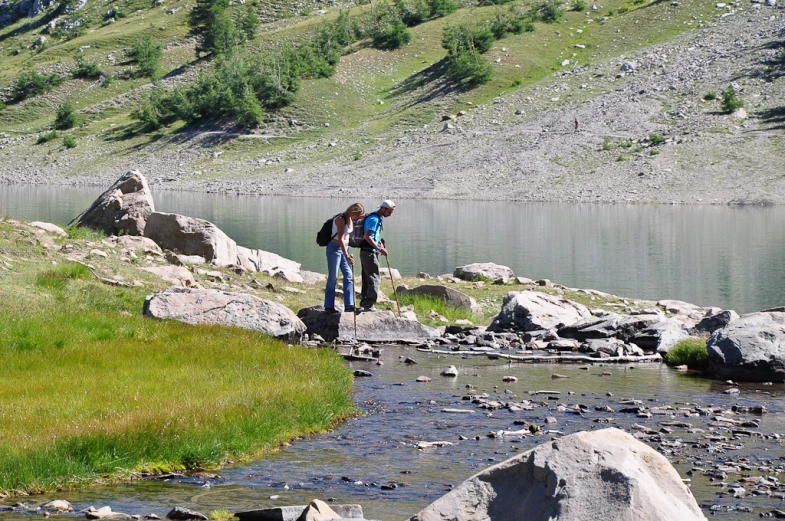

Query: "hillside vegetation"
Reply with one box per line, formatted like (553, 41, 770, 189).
(0, 0, 782, 203)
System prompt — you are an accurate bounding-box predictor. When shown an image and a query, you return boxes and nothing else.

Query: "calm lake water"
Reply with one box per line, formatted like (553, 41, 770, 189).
(1, 184, 783, 313)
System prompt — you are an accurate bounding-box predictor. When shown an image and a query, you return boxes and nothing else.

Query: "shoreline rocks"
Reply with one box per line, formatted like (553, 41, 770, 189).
(297, 307, 440, 343)
(70, 170, 155, 236)
(707, 311, 785, 382)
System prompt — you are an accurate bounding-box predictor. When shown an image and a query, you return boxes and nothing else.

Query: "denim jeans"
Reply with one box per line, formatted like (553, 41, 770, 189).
(324, 241, 354, 309)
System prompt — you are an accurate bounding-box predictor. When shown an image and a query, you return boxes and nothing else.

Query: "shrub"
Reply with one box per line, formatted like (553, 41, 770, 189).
(11, 69, 64, 102)
(703, 91, 717, 101)
(63, 136, 77, 149)
(427, 0, 459, 17)
(602, 138, 612, 150)
(37, 130, 58, 144)
(127, 32, 163, 80)
(442, 24, 495, 55)
(442, 24, 495, 87)
(72, 55, 111, 85)
(490, 8, 530, 39)
(55, 101, 84, 130)
(446, 50, 493, 86)
(664, 338, 709, 370)
(527, 0, 563, 23)
(0, 101, 5, 111)
(648, 132, 666, 145)
(572, 0, 586, 10)
(396, 0, 430, 25)
(240, 5, 259, 41)
(370, 17, 412, 50)
(189, 0, 239, 57)
(721, 86, 743, 113)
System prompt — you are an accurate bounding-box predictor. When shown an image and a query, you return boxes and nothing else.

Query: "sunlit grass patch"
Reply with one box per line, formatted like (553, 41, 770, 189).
(398, 292, 475, 323)
(664, 337, 709, 370)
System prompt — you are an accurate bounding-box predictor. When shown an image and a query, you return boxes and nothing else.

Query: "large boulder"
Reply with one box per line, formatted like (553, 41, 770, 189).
(411, 428, 706, 521)
(489, 291, 591, 332)
(71, 171, 155, 236)
(707, 311, 785, 382)
(144, 212, 238, 267)
(454, 262, 514, 283)
(397, 285, 483, 316)
(297, 307, 440, 343)
(144, 287, 305, 340)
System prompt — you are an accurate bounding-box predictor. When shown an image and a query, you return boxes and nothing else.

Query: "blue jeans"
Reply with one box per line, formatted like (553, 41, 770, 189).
(324, 241, 354, 310)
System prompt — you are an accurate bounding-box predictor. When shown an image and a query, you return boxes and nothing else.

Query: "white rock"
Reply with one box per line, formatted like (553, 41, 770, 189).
(30, 221, 67, 237)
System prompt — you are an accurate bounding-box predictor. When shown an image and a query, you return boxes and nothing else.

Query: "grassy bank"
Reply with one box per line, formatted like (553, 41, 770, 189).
(0, 222, 355, 495)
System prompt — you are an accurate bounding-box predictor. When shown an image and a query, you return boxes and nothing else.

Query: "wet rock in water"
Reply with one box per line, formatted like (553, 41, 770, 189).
(236, 503, 364, 521)
(85, 506, 132, 520)
(410, 428, 706, 521)
(166, 507, 208, 521)
(144, 287, 305, 340)
(502, 376, 518, 382)
(144, 212, 238, 267)
(416, 376, 432, 382)
(441, 365, 459, 377)
(489, 291, 591, 332)
(707, 311, 785, 382)
(353, 370, 373, 377)
(559, 313, 660, 342)
(42, 500, 73, 513)
(397, 285, 483, 316)
(297, 306, 440, 343)
(71, 171, 155, 236)
(453, 263, 514, 283)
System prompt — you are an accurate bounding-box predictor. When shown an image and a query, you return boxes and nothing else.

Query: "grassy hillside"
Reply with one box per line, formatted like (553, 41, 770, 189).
(0, 0, 779, 204)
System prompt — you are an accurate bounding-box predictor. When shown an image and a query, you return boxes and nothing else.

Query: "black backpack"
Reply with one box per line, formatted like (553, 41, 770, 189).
(316, 214, 342, 247)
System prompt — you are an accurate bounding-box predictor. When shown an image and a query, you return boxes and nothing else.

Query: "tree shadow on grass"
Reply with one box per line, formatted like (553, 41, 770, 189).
(386, 59, 468, 109)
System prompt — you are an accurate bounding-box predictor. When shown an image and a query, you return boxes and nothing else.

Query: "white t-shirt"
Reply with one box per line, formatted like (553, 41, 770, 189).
(331, 215, 353, 242)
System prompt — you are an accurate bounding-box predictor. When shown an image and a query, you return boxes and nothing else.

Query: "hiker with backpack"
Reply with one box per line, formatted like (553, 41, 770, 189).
(357, 200, 395, 312)
(318, 202, 365, 314)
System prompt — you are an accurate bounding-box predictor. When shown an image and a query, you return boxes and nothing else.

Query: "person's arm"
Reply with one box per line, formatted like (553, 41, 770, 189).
(336, 216, 355, 264)
(363, 229, 388, 256)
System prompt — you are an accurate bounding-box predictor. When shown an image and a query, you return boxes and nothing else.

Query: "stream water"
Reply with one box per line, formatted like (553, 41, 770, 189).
(2, 185, 785, 519)
(2, 349, 784, 520)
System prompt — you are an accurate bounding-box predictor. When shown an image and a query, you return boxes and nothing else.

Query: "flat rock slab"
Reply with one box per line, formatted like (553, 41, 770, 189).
(144, 287, 305, 340)
(708, 311, 785, 382)
(30, 221, 67, 237)
(103, 235, 162, 253)
(140, 266, 196, 288)
(412, 428, 706, 521)
(235, 505, 363, 521)
(70, 170, 155, 236)
(298, 306, 440, 343)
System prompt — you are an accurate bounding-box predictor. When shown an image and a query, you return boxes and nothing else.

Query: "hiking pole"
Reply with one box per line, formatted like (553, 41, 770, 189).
(351, 254, 357, 340)
(382, 239, 402, 318)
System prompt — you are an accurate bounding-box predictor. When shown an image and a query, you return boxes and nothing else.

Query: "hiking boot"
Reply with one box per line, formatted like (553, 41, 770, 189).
(344, 306, 356, 313)
(360, 306, 377, 313)
(324, 307, 340, 314)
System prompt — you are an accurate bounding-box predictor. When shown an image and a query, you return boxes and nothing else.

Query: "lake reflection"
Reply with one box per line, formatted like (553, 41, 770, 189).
(1, 184, 783, 313)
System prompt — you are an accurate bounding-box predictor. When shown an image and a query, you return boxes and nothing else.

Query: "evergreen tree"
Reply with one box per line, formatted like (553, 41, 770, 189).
(189, 0, 238, 57)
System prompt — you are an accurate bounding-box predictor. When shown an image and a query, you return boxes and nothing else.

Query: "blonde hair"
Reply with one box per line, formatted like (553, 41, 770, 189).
(344, 203, 365, 219)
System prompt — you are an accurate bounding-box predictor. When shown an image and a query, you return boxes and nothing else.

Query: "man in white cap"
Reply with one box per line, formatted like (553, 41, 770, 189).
(359, 200, 395, 312)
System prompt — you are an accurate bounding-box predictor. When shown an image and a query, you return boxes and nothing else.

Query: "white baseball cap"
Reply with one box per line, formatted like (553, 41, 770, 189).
(380, 200, 396, 209)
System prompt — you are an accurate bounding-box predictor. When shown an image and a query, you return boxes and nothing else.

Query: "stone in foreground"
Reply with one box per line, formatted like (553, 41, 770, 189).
(489, 291, 591, 332)
(71, 171, 155, 236)
(707, 311, 785, 382)
(453, 262, 514, 283)
(411, 428, 706, 521)
(144, 287, 305, 340)
(144, 212, 238, 266)
(297, 307, 440, 343)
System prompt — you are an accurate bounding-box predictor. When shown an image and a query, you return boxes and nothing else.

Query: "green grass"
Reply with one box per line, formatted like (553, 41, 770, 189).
(0, 222, 355, 494)
(66, 224, 106, 241)
(397, 293, 475, 323)
(664, 338, 709, 370)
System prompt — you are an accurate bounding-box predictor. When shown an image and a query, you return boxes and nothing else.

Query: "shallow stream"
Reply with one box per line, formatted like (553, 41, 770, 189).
(2, 349, 784, 520)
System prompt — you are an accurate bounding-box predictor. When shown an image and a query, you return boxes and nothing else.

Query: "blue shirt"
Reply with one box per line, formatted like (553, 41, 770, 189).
(363, 212, 383, 251)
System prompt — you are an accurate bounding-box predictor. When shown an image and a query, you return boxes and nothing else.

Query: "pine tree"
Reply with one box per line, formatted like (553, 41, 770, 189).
(189, 0, 238, 57)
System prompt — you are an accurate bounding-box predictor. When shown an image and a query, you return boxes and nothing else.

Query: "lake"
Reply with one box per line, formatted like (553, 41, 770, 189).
(1, 184, 783, 313)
